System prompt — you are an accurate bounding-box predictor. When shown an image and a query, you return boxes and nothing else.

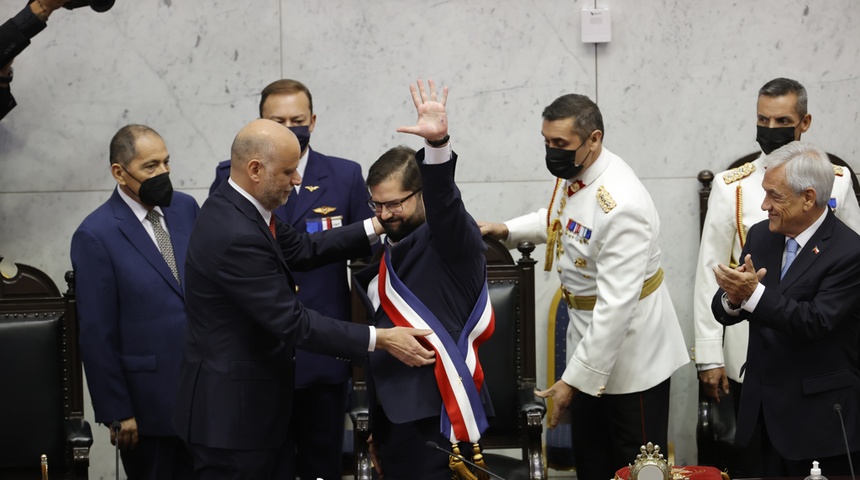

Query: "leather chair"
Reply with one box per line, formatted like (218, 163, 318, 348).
(0, 260, 93, 479)
(348, 238, 547, 480)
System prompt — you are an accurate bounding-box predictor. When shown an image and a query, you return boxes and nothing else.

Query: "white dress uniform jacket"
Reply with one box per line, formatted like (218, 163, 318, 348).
(693, 154, 860, 382)
(505, 148, 690, 396)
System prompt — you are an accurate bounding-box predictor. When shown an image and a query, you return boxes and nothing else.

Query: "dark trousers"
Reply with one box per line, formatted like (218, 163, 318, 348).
(372, 406, 457, 480)
(277, 382, 349, 480)
(188, 443, 279, 480)
(569, 378, 671, 480)
(119, 435, 194, 480)
(760, 415, 860, 477)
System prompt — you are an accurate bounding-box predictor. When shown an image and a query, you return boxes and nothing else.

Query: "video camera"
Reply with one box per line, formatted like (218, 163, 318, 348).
(62, 0, 115, 12)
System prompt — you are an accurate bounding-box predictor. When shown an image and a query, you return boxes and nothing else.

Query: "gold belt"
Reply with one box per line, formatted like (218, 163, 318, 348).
(560, 268, 664, 311)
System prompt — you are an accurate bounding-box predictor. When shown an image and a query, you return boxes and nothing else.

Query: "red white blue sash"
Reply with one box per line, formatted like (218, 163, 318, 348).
(378, 247, 495, 443)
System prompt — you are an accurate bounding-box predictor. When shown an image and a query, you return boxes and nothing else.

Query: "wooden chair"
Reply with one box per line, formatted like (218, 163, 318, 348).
(0, 259, 92, 479)
(348, 238, 547, 480)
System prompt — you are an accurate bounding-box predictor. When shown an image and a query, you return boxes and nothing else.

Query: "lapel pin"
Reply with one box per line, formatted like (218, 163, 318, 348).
(812, 246, 820, 254)
(304, 185, 320, 192)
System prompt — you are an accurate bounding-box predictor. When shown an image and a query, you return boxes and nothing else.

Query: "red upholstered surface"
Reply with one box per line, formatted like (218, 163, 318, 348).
(615, 465, 727, 480)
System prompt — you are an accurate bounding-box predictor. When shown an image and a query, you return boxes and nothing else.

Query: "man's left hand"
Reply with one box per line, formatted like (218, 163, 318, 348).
(714, 253, 766, 305)
(396, 78, 448, 143)
(535, 380, 577, 429)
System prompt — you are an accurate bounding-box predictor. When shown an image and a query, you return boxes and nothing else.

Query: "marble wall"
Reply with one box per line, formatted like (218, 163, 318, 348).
(2, 0, 859, 477)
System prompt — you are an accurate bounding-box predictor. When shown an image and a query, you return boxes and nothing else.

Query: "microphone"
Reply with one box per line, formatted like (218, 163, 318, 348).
(425, 441, 507, 480)
(833, 404, 856, 480)
(110, 420, 121, 479)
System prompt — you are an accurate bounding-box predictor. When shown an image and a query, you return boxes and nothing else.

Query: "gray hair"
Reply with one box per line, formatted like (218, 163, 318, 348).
(109, 124, 162, 167)
(759, 77, 808, 118)
(764, 141, 833, 209)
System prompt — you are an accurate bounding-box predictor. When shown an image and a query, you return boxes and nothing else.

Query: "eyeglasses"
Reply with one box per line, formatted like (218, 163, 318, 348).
(367, 189, 422, 214)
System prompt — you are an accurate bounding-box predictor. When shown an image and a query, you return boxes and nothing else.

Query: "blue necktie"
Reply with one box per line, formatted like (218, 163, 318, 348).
(780, 238, 799, 280)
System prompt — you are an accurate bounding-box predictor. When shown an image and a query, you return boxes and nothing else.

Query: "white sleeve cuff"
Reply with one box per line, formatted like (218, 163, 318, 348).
(742, 283, 765, 312)
(368, 326, 376, 352)
(697, 363, 724, 371)
(363, 218, 379, 245)
(423, 142, 452, 165)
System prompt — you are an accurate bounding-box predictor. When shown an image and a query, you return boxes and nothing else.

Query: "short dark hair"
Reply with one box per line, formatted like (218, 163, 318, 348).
(759, 77, 808, 118)
(367, 146, 422, 192)
(109, 124, 162, 167)
(542, 94, 605, 142)
(259, 79, 313, 117)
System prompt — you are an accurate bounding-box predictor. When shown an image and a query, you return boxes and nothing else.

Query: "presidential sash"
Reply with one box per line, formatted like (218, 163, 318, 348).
(377, 247, 494, 443)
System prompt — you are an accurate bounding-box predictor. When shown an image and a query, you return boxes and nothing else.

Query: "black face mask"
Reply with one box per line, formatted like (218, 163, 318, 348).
(122, 168, 173, 207)
(287, 125, 311, 152)
(545, 145, 586, 179)
(756, 125, 797, 155)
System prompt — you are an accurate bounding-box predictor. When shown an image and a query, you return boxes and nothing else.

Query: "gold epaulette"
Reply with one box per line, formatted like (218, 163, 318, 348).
(833, 165, 844, 176)
(722, 162, 756, 184)
(597, 186, 616, 213)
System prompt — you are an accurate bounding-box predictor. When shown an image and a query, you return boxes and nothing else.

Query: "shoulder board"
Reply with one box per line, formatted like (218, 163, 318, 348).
(597, 186, 616, 213)
(833, 165, 844, 177)
(722, 162, 756, 185)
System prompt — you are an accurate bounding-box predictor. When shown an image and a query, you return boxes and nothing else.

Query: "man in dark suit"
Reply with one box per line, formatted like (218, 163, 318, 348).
(71, 124, 197, 479)
(174, 117, 435, 479)
(352, 79, 493, 480)
(1, 0, 71, 119)
(712, 141, 860, 476)
(209, 79, 372, 479)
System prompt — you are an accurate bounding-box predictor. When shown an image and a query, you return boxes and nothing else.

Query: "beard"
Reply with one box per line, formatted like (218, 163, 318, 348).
(382, 203, 426, 242)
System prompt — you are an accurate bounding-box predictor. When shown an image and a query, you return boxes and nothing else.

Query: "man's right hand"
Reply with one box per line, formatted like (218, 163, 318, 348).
(477, 221, 508, 240)
(698, 367, 730, 401)
(108, 416, 139, 450)
(375, 327, 435, 367)
(30, 0, 72, 21)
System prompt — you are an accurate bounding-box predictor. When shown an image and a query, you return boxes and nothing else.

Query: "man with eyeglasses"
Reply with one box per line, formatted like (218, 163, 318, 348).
(352, 79, 494, 479)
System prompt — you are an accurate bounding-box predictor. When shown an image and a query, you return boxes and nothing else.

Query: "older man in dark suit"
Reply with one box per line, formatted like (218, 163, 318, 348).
(208, 79, 372, 479)
(712, 141, 860, 476)
(72, 124, 197, 479)
(174, 116, 435, 479)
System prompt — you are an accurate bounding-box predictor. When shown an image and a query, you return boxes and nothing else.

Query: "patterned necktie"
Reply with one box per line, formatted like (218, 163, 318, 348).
(269, 214, 277, 238)
(145, 209, 180, 284)
(780, 237, 799, 280)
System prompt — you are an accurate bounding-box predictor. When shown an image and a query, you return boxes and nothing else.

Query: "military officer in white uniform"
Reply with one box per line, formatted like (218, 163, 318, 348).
(694, 77, 860, 413)
(481, 94, 689, 480)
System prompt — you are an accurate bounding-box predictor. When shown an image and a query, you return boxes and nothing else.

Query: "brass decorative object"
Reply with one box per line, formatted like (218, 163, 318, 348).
(629, 442, 670, 480)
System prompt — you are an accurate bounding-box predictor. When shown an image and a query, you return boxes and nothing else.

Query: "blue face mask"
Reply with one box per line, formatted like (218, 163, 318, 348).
(287, 125, 311, 152)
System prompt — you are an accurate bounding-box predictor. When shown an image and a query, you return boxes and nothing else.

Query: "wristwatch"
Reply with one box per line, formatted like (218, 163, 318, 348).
(722, 292, 742, 310)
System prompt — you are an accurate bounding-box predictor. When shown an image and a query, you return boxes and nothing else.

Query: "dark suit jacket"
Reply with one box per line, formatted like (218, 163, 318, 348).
(174, 180, 372, 450)
(209, 147, 372, 387)
(354, 150, 492, 424)
(1, 6, 45, 67)
(1, 6, 45, 120)
(712, 210, 860, 460)
(71, 189, 199, 435)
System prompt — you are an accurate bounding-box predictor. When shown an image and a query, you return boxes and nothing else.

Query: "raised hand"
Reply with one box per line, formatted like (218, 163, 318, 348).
(396, 78, 449, 143)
